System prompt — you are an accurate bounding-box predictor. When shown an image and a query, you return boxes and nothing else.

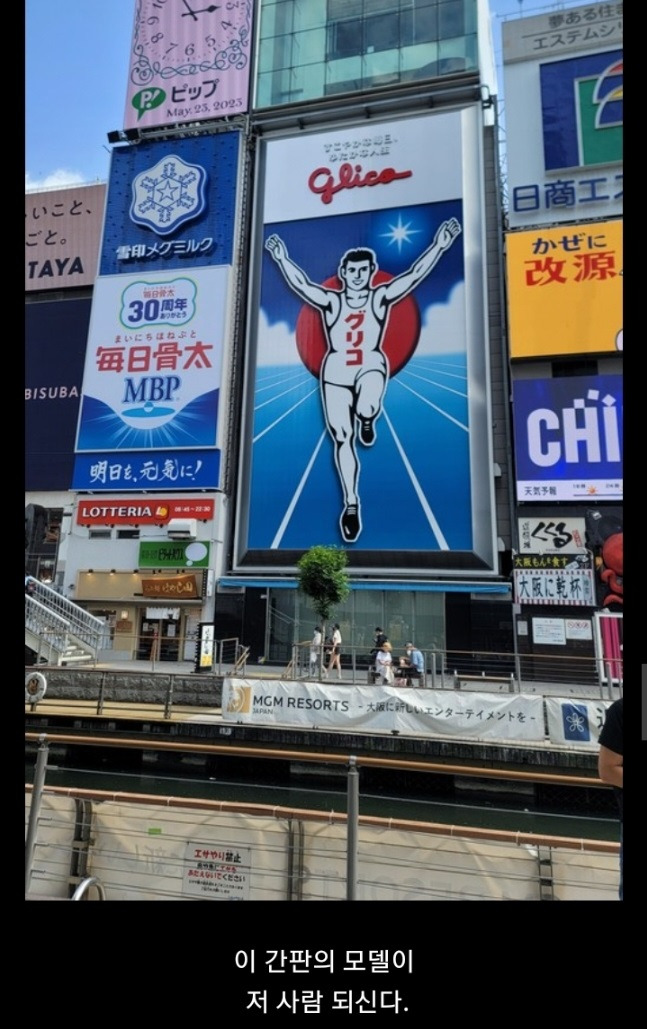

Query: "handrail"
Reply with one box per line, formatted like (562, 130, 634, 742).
(25, 730, 603, 787)
(25, 782, 618, 856)
(232, 644, 250, 675)
(71, 876, 106, 901)
(26, 575, 106, 665)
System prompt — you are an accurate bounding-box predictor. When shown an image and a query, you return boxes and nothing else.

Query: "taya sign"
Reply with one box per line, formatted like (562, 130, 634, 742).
(25, 184, 106, 291)
(77, 498, 214, 525)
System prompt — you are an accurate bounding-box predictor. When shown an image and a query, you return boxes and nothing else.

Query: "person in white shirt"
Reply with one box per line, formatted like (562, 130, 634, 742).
(326, 623, 343, 679)
(375, 641, 394, 684)
(309, 626, 322, 677)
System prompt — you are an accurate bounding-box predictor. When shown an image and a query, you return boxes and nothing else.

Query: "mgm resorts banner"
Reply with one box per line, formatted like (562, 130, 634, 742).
(223, 679, 544, 742)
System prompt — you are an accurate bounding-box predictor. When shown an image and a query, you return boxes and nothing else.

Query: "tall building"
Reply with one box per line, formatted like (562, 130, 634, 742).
(501, 1, 623, 686)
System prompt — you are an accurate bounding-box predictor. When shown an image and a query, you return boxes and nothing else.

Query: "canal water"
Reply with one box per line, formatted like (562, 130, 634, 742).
(25, 758, 619, 843)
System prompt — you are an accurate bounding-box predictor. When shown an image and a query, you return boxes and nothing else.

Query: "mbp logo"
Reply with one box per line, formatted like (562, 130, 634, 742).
(226, 684, 252, 715)
(540, 50, 622, 171)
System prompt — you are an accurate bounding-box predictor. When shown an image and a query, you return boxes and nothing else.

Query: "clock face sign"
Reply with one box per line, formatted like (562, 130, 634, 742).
(124, 0, 254, 131)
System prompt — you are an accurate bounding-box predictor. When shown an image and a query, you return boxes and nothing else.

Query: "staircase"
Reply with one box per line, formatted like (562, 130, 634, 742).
(25, 576, 105, 667)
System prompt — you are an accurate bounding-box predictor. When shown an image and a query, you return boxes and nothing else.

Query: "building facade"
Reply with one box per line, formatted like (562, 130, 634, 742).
(26, 1, 620, 674)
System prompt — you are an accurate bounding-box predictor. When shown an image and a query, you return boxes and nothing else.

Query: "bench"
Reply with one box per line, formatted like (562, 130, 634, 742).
(453, 672, 516, 693)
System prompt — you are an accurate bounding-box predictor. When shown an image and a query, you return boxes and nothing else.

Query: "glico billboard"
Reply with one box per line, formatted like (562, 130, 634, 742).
(236, 106, 497, 574)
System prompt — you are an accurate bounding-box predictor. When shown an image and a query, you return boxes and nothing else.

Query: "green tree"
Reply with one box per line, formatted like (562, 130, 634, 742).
(297, 546, 350, 659)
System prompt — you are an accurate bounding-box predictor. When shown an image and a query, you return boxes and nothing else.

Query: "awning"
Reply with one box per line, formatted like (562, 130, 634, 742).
(219, 578, 511, 594)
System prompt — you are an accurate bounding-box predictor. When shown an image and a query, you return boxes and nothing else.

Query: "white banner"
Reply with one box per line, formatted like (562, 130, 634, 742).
(545, 697, 612, 749)
(223, 679, 545, 742)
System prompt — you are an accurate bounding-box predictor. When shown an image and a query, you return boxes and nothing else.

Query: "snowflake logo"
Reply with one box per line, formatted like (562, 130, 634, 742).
(130, 154, 208, 236)
(565, 711, 587, 734)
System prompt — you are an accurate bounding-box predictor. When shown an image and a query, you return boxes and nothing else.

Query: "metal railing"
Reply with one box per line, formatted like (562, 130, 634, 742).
(289, 641, 621, 697)
(25, 736, 620, 902)
(25, 576, 105, 664)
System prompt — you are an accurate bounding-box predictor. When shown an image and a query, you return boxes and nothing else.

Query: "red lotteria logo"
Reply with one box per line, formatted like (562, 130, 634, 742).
(308, 162, 413, 205)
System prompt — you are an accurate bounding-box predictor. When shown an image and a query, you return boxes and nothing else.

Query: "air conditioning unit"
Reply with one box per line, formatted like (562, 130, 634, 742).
(166, 518, 197, 540)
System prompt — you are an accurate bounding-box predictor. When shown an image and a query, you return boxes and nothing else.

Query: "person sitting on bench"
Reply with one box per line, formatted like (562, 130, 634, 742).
(399, 642, 424, 685)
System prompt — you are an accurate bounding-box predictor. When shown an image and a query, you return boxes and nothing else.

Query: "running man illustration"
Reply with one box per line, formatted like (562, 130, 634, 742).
(265, 217, 461, 543)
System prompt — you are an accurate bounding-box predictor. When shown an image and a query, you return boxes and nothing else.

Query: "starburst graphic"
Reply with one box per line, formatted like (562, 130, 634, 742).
(130, 154, 208, 236)
(380, 215, 421, 252)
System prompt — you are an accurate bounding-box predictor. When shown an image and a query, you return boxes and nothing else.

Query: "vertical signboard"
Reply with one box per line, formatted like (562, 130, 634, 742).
(99, 135, 240, 277)
(502, 3, 622, 229)
(72, 267, 230, 490)
(25, 299, 90, 490)
(123, 0, 254, 132)
(506, 220, 623, 358)
(238, 106, 495, 571)
(512, 374, 623, 501)
(72, 134, 241, 492)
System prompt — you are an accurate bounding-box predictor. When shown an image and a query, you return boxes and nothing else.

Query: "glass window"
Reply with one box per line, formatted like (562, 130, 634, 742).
(401, 41, 438, 80)
(438, 0, 464, 40)
(351, 591, 384, 657)
(325, 56, 364, 95)
(257, 0, 477, 107)
(265, 586, 446, 667)
(365, 12, 401, 54)
(328, 18, 362, 59)
(362, 50, 402, 88)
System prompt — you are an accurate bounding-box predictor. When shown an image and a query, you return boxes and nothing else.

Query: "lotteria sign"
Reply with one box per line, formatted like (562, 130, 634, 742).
(77, 498, 214, 525)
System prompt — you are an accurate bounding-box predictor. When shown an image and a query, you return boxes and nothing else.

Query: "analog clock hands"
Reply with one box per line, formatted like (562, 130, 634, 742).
(182, 2, 219, 19)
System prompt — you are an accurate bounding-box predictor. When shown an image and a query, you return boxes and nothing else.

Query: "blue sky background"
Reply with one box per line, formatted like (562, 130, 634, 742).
(25, 0, 587, 190)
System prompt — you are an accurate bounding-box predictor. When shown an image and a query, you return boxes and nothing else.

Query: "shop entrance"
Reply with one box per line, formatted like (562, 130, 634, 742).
(137, 607, 181, 662)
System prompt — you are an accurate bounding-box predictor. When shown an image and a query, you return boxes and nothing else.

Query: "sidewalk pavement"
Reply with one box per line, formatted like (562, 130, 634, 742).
(86, 658, 615, 699)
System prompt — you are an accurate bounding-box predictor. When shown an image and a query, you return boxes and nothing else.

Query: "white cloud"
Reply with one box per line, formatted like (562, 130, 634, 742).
(257, 281, 468, 367)
(416, 281, 467, 356)
(25, 169, 89, 191)
(256, 308, 303, 368)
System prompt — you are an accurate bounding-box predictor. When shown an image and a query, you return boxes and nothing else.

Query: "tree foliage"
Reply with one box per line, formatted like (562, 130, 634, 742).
(296, 545, 350, 626)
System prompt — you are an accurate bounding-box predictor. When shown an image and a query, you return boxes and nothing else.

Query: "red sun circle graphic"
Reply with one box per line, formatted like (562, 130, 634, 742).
(295, 271, 421, 378)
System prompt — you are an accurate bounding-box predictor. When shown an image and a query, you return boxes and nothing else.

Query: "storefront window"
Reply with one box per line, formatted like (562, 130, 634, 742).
(265, 587, 446, 665)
